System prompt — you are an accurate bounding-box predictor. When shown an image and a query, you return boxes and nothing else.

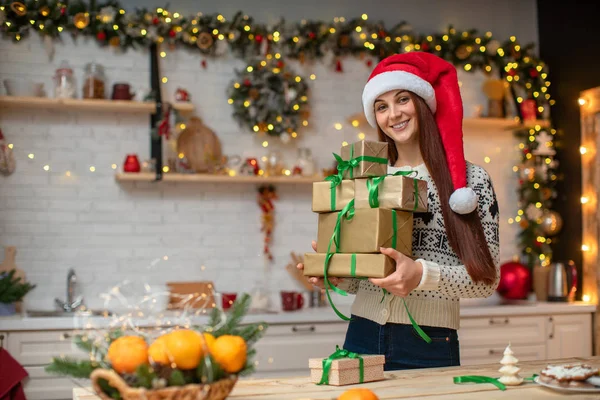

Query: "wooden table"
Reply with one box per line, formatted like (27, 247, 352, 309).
(73, 356, 600, 399)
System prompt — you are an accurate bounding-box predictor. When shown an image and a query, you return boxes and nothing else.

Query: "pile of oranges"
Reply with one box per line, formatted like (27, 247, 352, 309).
(106, 329, 247, 376)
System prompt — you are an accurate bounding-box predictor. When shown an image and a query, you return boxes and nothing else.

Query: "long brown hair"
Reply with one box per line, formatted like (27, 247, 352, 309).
(377, 92, 496, 284)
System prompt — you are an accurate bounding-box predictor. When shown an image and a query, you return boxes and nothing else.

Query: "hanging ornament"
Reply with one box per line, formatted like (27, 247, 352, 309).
(529, 68, 539, 78)
(39, 6, 50, 17)
(98, 7, 116, 24)
(109, 36, 120, 47)
(532, 131, 556, 156)
(74, 13, 90, 30)
(258, 185, 277, 263)
(201, 59, 207, 69)
(0, 129, 16, 176)
(525, 204, 543, 221)
(10, 2, 26, 17)
(197, 32, 213, 50)
(96, 31, 107, 41)
(280, 132, 291, 144)
(249, 88, 259, 100)
(339, 34, 350, 48)
(366, 59, 373, 67)
(540, 210, 563, 236)
(152, 16, 160, 25)
(455, 45, 472, 60)
(168, 29, 176, 38)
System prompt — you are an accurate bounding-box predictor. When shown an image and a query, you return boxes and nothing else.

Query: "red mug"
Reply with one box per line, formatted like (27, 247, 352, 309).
(123, 154, 141, 173)
(281, 291, 304, 311)
(221, 292, 237, 310)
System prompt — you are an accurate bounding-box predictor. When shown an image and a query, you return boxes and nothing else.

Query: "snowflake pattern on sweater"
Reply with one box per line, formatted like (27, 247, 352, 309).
(345, 161, 500, 301)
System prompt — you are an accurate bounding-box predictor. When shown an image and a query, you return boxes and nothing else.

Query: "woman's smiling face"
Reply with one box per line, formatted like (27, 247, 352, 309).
(374, 90, 419, 145)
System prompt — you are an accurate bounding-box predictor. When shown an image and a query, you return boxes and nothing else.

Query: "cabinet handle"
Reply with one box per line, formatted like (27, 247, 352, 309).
(548, 317, 554, 339)
(489, 349, 503, 355)
(292, 325, 316, 333)
(489, 318, 509, 325)
(0, 334, 4, 348)
(62, 333, 71, 340)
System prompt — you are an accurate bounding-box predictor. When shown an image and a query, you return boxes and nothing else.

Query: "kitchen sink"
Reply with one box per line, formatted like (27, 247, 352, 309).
(26, 309, 113, 317)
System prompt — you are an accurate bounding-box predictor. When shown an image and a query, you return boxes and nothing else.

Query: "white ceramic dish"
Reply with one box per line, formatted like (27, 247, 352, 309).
(3, 79, 45, 97)
(534, 376, 600, 393)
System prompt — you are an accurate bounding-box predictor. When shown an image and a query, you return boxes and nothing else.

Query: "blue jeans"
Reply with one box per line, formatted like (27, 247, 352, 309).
(343, 314, 460, 371)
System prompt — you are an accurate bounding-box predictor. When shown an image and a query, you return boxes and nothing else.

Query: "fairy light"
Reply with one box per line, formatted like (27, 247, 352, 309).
(65, 171, 71, 177)
(580, 146, 588, 155)
(581, 196, 589, 204)
(262, 141, 268, 147)
(358, 133, 365, 140)
(484, 156, 491, 163)
(341, 141, 348, 147)
(89, 166, 95, 172)
(43, 165, 50, 171)
(583, 294, 591, 302)
(508, 218, 514, 224)
(578, 98, 587, 106)
(581, 244, 590, 252)
(160, 51, 166, 58)
(334, 123, 343, 130)
(162, 77, 168, 83)
(28, 153, 34, 159)
(162, 166, 169, 173)
(310, 74, 316, 80)
(361, 13, 368, 20)
(111, 164, 117, 169)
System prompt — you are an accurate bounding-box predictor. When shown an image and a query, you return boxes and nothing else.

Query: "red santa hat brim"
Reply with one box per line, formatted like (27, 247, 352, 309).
(362, 70, 437, 128)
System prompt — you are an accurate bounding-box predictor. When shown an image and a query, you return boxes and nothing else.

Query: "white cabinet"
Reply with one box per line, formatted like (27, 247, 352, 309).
(251, 322, 348, 378)
(546, 314, 592, 359)
(458, 313, 592, 366)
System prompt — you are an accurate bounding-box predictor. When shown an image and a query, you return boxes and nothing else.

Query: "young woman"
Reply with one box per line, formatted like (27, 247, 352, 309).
(298, 52, 500, 370)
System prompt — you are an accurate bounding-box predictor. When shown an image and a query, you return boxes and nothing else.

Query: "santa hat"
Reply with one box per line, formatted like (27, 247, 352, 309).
(362, 52, 477, 215)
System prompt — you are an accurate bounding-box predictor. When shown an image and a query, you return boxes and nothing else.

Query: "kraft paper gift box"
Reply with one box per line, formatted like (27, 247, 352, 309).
(354, 175, 428, 212)
(316, 208, 413, 255)
(339, 140, 388, 179)
(309, 353, 386, 386)
(312, 179, 355, 213)
(302, 253, 395, 278)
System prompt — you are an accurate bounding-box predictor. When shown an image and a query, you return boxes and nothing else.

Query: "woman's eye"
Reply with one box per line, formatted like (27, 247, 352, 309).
(398, 96, 409, 103)
(376, 105, 386, 111)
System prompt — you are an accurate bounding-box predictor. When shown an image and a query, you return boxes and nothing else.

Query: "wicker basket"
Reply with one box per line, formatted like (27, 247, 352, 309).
(90, 369, 237, 400)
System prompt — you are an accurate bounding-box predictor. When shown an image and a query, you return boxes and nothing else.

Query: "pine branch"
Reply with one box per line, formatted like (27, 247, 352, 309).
(45, 357, 100, 379)
(212, 293, 251, 337)
(232, 322, 267, 345)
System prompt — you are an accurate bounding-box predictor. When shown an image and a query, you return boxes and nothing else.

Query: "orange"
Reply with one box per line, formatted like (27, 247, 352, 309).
(107, 336, 149, 374)
(164, 329, 204, 369)
(210, 334, 247, 373)
(338, 388, 379, 400)
(148, 334, 170, 365)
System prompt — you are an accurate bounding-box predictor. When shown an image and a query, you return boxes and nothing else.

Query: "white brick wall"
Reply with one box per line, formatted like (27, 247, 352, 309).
(0, 5, 529, 311)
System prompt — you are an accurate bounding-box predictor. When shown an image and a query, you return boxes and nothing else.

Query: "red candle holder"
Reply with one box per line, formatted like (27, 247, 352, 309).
(123, 154, 141, 173)
(221, 292, 237, 310)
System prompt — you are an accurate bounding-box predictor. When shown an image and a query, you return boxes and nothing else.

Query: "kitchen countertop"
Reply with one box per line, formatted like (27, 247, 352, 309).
(73, 356, 600, 399)
(0, 301, 595, 331)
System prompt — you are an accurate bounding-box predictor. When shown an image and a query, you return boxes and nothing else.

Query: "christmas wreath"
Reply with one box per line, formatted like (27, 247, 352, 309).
(227, 56, 309, 141)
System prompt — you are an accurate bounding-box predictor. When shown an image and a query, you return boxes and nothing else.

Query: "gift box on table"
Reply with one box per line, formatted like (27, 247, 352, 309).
(309, 352, 385, 386)
(312, 179, 355, 213)
(316, 208, 413, 255)
(339, 140, 388, 179)
(354, 175, 428, 212)
(302, 253, 395, 278)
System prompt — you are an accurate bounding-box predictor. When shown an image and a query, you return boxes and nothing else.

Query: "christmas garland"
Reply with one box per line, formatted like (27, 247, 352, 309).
(227, 57, 309, 138)
(0, 0, 561, 269)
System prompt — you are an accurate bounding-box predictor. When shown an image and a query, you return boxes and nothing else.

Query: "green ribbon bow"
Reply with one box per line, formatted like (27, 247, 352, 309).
(324, 173, 343, 212)
(318, 345, 364, 385)
(366, 170, 420, 210)
(333, 143, 387, 180)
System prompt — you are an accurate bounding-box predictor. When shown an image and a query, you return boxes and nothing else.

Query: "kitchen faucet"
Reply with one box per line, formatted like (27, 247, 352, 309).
(55, 268, 83, 312)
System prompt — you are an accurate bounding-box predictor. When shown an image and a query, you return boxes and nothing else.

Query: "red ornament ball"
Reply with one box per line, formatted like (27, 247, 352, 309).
(496, 262, 531, 300)
(169, 30, 176, 38)
(96, 31, 107, 41)
(255, 34, 263, 43)
(152, 17, 160, 25)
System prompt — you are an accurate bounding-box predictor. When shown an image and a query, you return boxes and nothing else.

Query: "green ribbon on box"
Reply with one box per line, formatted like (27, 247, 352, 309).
(318, 345, 364, 385)
(366, 170, 420, 210)
(324, 173, 342, 212)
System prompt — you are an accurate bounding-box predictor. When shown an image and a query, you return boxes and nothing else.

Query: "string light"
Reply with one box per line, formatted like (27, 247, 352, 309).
(581, 196, 589, 204)
(578, 98, 586, 106)
(580, 146, 588, 155)
(334, 123, 343, 130)
(581, 244, 590, 252)
(582, 294, 591, 302)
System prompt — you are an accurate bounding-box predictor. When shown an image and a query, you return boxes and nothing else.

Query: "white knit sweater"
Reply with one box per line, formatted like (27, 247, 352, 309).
(342, 162, 500, 330)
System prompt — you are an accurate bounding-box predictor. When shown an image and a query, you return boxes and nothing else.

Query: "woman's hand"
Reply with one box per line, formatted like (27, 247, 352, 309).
(296, 240, 345, 290)
(369, 247, 423, 297)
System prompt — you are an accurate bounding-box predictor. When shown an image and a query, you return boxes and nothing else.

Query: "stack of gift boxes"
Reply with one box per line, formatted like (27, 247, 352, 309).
(304, 139, 429, 386)
(304, 139, 428, 282)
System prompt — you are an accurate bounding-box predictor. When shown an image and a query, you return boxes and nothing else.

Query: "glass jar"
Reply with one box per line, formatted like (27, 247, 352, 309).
(82, 62, 106, 99)
(295, 147, 315, 176)
(53, 61, 76, 99)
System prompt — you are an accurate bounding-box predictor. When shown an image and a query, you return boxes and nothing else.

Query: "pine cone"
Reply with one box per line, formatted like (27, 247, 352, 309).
(151, 363, 175, 380)
(121, 373, 139, 387)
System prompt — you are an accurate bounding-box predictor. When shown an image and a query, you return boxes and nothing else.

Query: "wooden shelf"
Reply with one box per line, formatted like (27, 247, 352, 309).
(0, 96, 194, 114)
(115, 172, 321, 184)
